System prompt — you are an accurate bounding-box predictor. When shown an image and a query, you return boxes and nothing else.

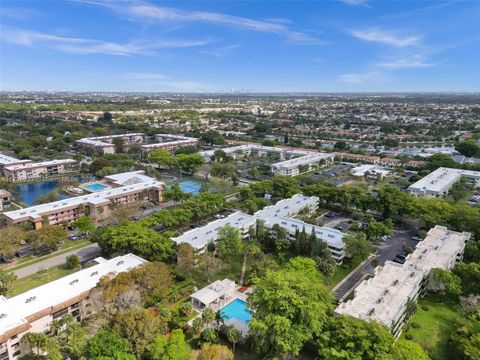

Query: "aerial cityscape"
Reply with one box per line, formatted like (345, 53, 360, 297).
(0, 1, 479, 360)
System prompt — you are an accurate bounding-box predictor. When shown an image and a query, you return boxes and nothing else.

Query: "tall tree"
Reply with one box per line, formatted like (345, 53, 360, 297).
(248, 257, 333, 358)
(145, 329, 191, 360)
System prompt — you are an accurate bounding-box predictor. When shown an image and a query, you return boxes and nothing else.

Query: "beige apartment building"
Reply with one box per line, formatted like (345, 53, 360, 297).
(0, 171, 164, 229)
(0, 254, 146, 360)
(3, 159, 77, 182)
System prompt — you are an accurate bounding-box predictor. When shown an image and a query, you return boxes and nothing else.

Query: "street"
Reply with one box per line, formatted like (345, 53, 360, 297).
(334, 227, 418, 301)
(12, 243, 101, 279)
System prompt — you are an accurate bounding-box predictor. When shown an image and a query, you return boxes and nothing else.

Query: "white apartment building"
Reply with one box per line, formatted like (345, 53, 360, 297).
(76, 133, 146, 154)
(335, 225, 470, 337)
(0, 254, 146, 360)
(172, 211, 256, 250)
(3, 159, 77, 182)
(1, 171, 164, 229)
(172, 194, 345, 262)
(408, 167, 480, 197)
(0, 154, 32, 174)
(255, 194, 345, 263)
(140, 134, 199, 155)
(270, 153, 334, 176)
(199, 144, 334, 177)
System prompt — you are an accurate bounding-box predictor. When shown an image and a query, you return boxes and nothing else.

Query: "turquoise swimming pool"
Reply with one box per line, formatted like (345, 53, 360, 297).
(220, 299, 252, 324)
(84, 183, 109, 192)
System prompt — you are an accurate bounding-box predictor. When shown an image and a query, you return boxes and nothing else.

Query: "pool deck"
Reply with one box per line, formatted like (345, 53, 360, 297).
(80, 181, 111, 193)
(188, 286, 253, 336)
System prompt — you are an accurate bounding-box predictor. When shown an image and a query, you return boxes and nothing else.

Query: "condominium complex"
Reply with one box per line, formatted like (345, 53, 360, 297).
(408, 167, 480, 197)
(172, 194, 345, 262)
(0, 254, 147, 360)
(199, 144, 334, 177)
(173, 212, 256, 250)
(3, 159, 77, 182)
(75, 133, 146, 154)
(335, 226, 470, 337)
(254, 195, 345, 263)
(0, 190, 12, 212)
(140, 134, 199, 155)
(0, 154, 33, 174)
(76, 133, 198, 155)
(1, 171, 164, 229)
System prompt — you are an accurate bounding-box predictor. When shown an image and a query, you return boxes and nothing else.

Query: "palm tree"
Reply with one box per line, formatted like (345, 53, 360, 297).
(227, 327, 242, 353)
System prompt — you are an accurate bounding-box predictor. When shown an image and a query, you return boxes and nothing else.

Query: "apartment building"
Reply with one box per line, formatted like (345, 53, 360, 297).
(334, 226, 470, 337)
(0, 154, 32, 175)
(1, 171, 164, 229)
(200, 144, 334, 177)
(172, 212, 256, 250)
(3, 159, 77, 182)
(76, 133, 146, 154)
(270, 153, 334, 176)
(172, 194, 345, 262)
(140, 134, 199, 155)
(408, 167, 480, 197)
(0, 190, 12, 212)
(255, 194, 345, 263)
(0, 254, 147, 360)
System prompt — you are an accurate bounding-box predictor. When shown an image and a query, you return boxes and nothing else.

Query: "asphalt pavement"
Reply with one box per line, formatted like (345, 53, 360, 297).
(334, 227, 418, 301)
(12, 243, 101, 279)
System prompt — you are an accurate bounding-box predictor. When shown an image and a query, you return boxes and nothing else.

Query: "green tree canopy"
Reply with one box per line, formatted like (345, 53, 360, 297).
(248, 257, 333, 357)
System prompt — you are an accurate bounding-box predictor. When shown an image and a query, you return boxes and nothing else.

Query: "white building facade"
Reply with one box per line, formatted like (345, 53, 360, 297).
(0, 254, 147, 360)
(334, 226, 470, 337)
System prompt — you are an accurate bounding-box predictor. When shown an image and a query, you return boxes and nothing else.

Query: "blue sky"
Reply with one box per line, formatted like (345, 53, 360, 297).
(1, 0, 479, 92)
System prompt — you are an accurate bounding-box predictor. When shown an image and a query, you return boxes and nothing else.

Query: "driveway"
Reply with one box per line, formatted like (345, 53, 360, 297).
(333, 227, 418, 301)
(12, 243, 101, 279)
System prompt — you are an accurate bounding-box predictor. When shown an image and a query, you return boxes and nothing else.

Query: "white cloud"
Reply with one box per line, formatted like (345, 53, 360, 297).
(0, 26, 213, 56)
(377, 55, 436, 69)
(78, 0, 322, 44)
(339, 71, 391, 84)
(121, 73, 169, 80)
(349, 27, 421, 47)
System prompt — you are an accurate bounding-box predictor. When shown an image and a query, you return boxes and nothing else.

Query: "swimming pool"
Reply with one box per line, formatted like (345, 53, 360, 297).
(84, 183, 109, 192)
(220, 299, 252, 324)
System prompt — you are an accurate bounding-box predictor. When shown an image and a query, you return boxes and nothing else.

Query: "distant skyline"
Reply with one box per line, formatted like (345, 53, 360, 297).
(1, 0, 479, 92)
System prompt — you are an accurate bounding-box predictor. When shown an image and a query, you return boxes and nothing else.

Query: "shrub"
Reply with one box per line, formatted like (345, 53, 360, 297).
(421, 305, 430, 311)
(411, 322, 420, 328)
(405, 333, 413, 340)
(371, 258, 379, 267)
(65, 255, 80, 270)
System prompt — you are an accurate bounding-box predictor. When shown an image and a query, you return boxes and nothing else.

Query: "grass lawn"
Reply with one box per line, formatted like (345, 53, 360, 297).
(5, 239, 91, 272)
(10, 265, 80, 296)
(191, 254, 245, 288)
(402, 296, 459, 360)
(326, 257, 363, 289)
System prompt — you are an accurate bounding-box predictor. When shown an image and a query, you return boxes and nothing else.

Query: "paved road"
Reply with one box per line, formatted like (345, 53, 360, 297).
(334, 227, 418, 300)
(12, 243, 101, 279)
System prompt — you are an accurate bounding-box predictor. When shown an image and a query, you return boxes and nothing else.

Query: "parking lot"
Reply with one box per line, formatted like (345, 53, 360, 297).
(333, 226, 419, 300)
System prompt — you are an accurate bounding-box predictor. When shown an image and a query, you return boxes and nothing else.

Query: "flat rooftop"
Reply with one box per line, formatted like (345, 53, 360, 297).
(4, 159, 76, 171)
(172, 211, 256, 250)
(271, 153, 333, 170)
(408, 167, 480, 193)
(0, 254, 146, 336)
(199, 144, 312, 158)
(255, 194, 319, 220)
(0, 153, 31, 166)
(335, 225, 470, 328)
(2, 171, 163, 221)
(76, 133, 145, 147)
